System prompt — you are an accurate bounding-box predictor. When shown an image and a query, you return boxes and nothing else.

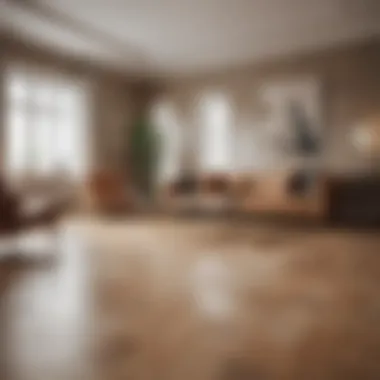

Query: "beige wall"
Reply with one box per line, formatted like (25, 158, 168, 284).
(156, 38, 380, 175)
(1, 35, 379, 179)
(0, 33, 137, 175)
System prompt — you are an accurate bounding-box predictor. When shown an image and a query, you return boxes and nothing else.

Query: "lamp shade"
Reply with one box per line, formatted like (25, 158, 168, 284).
(351, 116, 380, 156)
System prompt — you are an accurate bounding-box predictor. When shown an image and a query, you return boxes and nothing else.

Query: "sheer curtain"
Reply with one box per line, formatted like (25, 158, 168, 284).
(152, 101, 182, 184)
(5, 67, 89, 181)
(199, 93, 233, 173)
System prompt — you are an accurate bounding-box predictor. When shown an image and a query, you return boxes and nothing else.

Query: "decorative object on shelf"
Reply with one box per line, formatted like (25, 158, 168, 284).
(286, 169, 318, 198)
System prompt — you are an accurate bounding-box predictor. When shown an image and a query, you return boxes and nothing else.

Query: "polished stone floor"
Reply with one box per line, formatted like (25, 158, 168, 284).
(1, 218, 380, 380)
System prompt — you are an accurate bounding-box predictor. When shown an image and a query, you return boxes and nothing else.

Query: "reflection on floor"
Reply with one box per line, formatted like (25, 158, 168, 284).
(1, 218, 380, 380)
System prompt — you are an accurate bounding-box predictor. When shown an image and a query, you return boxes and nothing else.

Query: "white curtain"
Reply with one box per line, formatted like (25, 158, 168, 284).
(152, 101, 182, 184)
(199, 93, 233, 173)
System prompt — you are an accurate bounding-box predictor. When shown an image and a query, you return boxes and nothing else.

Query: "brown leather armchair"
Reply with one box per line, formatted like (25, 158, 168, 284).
(87, 171, 133, 215)
(0, 177, 68, 237)
(0, 178, 20, 235)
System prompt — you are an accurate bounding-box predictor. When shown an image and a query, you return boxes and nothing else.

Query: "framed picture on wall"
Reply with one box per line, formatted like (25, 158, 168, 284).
(259, 77, 323, 166)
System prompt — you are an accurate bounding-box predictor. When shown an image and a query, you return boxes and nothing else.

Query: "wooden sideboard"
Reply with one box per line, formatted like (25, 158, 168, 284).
(159, 172, 380, 225)
(159, 171, 327, 218)
(235, 171, 327, 218)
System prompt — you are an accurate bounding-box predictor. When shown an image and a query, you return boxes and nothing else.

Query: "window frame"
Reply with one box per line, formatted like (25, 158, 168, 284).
(4, 62, 92, 181)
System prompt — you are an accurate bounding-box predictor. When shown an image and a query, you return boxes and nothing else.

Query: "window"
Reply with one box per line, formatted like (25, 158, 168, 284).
(5, 68, 89, 180)
(152, 101, 182, 183)
(199, 93, 233, 173)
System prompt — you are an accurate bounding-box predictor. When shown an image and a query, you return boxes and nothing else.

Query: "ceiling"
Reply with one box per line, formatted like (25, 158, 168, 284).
(1, 0, 380, 76)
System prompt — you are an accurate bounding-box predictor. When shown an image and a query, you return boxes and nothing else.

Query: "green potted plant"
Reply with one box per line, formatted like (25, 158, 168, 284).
(129, 114, 160, 204)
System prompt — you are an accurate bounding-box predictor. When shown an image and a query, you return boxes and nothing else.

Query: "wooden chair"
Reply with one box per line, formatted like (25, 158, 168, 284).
(158, 174, 199, 214)
(87, 171, 133, 215)
(198, 173, 234, 213)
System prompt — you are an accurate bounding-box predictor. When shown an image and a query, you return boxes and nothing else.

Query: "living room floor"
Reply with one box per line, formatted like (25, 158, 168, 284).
(1, 218, 380, 380)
